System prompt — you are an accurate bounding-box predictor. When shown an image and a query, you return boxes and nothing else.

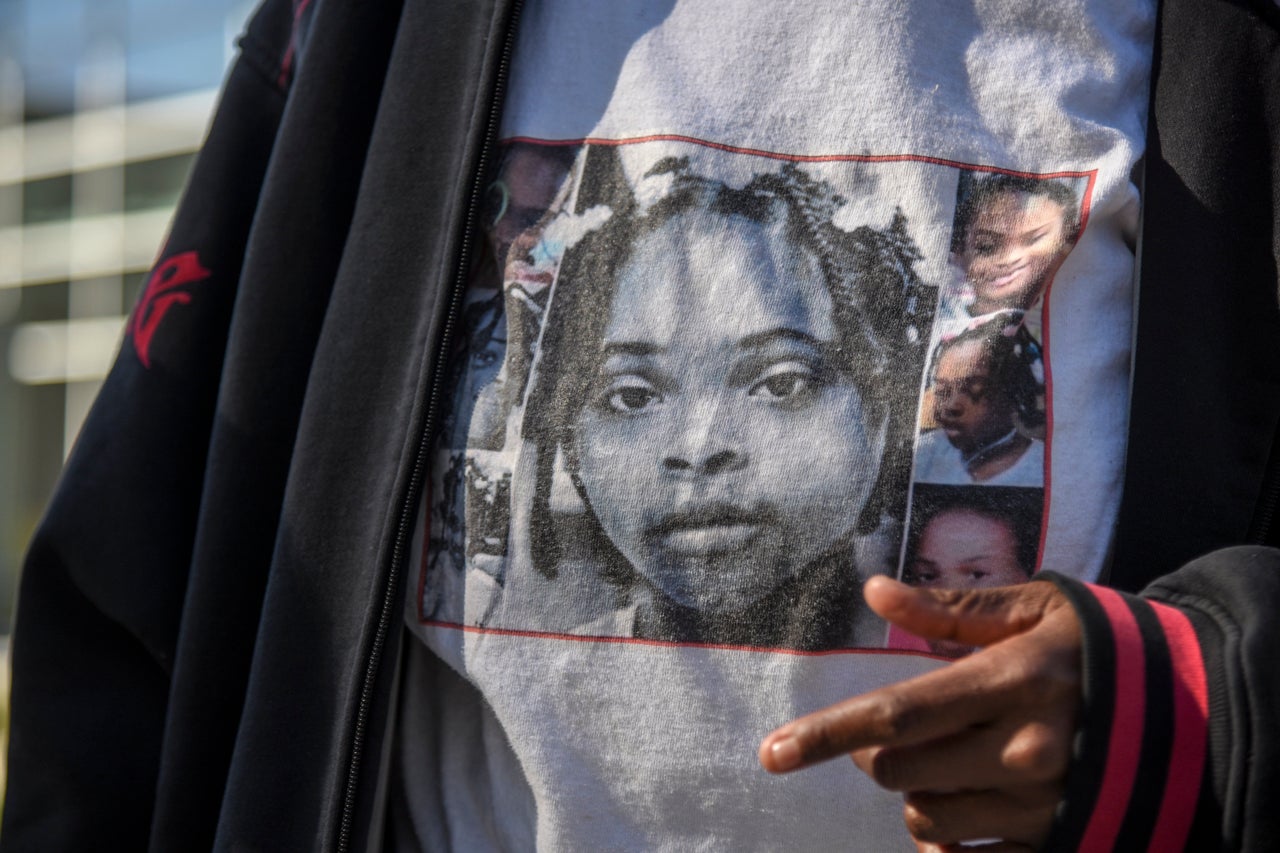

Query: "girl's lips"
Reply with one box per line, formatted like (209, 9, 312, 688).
(658, 523, 762, 557)
(934, 418, 964, 441)
(982, 265, 1028, 293)
(646, 504, 776, 557)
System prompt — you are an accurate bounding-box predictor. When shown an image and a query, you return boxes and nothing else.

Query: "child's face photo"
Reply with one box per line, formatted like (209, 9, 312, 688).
(931, 338, 1011, 454)
(572, 210, 883, 614)
(488, 145, 575, 273)
(906, 508, 1028, 590)
(960, 190, 1069, 313)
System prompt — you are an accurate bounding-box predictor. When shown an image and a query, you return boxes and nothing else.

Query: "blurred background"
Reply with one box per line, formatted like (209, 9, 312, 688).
(0, 0, 258, 784)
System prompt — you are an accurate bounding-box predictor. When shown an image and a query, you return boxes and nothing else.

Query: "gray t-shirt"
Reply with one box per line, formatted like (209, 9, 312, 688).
(391, 0, 1156, 848)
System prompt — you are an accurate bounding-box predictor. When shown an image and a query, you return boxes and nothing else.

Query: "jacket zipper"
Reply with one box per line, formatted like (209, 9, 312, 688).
(336, 1, 524, 849)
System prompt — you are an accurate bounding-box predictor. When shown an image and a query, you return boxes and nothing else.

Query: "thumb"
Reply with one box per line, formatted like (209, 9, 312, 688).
(865, 575, 1066, 648)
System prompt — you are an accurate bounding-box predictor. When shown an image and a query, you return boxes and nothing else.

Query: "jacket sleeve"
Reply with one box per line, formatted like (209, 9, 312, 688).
(0, 2, 294, 848)
(1039, 547, 1280, 853)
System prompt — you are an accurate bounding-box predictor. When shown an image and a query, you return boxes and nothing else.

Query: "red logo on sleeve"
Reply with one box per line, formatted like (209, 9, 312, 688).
(129, 251, 212, 369)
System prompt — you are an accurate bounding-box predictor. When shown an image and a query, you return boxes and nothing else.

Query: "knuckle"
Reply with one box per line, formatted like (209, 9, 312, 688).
(872, 693, 918, 742)
(799, 708, 857, 760)
(939, 587, 994, 631)
(1002, 723, 1068, 782)
(869, 748, 911, 791)
(931, 587, 969, 610)
(1000, 652, 1038, 688)
(1003, 653, 1076, 708)
(799, 719, 840, 761)
(901, 797, 946, 843)
(849, 746, 877, 775)
(947, 584, 1012, 619)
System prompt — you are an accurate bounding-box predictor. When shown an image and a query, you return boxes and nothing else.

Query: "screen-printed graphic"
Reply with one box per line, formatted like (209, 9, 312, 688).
(419, 139, 1090, 653)
(889, 170, 1087, 654)
(892, 483, 1044, 657)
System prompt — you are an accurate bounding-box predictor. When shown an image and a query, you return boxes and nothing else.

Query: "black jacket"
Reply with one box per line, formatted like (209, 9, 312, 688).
(3, 0, 1279, 850)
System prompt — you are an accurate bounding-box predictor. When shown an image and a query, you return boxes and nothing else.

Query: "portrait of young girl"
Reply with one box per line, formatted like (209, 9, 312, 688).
(510, 148, 935, 650)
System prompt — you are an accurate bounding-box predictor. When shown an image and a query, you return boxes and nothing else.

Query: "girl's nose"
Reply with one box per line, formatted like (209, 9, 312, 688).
(996, 243, 1024, 267)
(664, 448, 747, 476)
(934, 385, 963, 417)
(661, 397, 747, 477)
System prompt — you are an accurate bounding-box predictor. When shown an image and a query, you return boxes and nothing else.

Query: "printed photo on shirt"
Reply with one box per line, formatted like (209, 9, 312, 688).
(419, 138, 947, 650)
(913, 313, 1047, 487)
(415, 138, 1093, 653)
(886, 170, 1086, 650)
(889, 483, 1043, 657)
(422, 141, 581, 624)
(936, 170, 1087, 340)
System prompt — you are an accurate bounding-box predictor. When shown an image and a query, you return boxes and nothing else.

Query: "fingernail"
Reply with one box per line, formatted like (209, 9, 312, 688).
(769, 737, 801, 771)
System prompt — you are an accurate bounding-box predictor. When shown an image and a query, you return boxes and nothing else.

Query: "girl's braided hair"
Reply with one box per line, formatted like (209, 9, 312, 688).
(929, 313, 1046, 433)
(951, 173, 1080, 254)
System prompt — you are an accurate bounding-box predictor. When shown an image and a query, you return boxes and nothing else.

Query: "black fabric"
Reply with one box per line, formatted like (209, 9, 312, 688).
(1183, 602, 1231, 853)
(1038, 573, 1188, 853)
(1038, 573, 1114, 853)
(1, 1, 295, 847)
(1045, 548, 1280, 851)
(1111, 596, 1173, 851)
(3, 0, 1280, 850)
(1144, 546, 1280, 852)
(147, 0, 407, 847)
(302, 2, 522, 847)
(1110, 0, 1280, 589)
(2, 0, 514, 848)
(203, 0, 517, 848)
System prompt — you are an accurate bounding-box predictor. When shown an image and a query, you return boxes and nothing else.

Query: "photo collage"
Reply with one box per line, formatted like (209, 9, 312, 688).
(417, 136, 1092, 655)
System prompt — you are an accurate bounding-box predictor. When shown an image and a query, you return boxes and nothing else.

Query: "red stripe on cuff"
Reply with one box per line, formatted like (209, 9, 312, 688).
(1079, 585, 1147, 852)
(1145, 601, 1209, 853)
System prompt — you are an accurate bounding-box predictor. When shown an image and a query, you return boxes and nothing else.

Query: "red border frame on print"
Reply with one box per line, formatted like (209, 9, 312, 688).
(422, 134, 1100, 649)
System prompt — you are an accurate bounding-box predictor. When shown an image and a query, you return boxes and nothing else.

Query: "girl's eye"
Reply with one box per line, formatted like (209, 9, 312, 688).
(972, 239, 998, 257)
(600, 376, 661, 414)
(906, 566, 937, 585)
(965, 569, 989, 581)
(1022, 228, 1055, 249)
(749, 361, 817, 401)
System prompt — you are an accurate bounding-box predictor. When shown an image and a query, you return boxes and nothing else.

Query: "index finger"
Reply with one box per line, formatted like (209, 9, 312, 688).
(759, 652, 1013, 773)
